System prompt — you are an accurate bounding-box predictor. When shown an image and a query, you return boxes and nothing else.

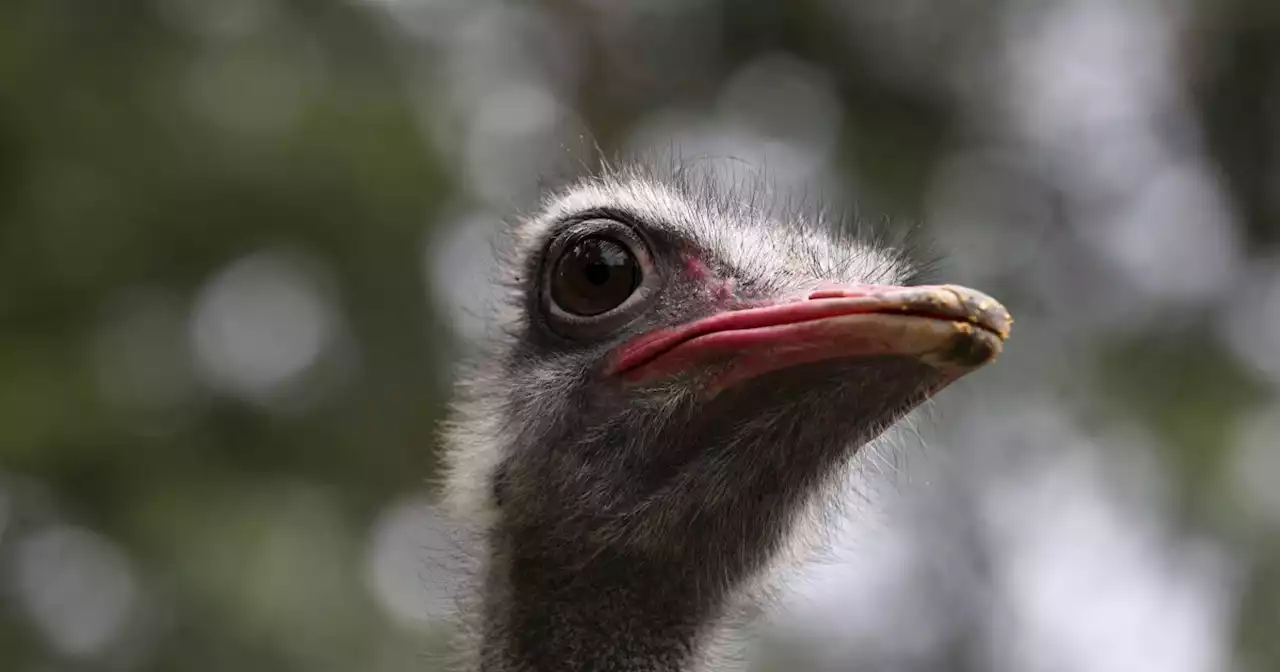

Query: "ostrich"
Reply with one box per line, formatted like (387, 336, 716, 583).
(439, 161, 1012, 671)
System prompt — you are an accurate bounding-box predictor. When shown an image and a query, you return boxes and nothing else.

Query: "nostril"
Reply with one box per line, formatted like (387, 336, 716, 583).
(808, 286, 870, 300)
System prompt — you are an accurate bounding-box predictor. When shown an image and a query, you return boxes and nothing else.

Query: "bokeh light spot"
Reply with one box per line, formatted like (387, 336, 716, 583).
(11, 526, 139, 659)
(189, 248, 340, 405)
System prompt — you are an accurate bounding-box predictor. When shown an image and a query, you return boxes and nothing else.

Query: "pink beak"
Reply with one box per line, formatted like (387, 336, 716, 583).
(609, 284, 1012, 394)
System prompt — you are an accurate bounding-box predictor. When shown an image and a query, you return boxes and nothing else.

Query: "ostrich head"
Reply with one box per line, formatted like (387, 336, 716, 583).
(441, 162, 1011, 671)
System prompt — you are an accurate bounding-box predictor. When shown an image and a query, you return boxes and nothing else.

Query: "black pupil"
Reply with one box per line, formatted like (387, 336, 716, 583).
(552, 236, 640, 316)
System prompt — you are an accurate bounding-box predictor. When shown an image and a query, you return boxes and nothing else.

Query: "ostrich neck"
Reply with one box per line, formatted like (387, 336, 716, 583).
(473, 362, 931, 670)
(475, 448, 842, 672)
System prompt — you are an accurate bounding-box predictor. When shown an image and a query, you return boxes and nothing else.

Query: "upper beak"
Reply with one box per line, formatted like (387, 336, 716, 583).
(608, 284, 1012, 393)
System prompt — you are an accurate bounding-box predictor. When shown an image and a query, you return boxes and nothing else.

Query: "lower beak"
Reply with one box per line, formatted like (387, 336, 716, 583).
(609, 284, 1012, 393)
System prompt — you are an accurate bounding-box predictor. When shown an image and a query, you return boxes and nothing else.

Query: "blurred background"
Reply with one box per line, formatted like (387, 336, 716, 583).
(1, 0, 1278, 670)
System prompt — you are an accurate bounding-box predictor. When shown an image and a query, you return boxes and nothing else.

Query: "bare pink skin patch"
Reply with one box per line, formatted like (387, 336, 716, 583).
(682, 255, 712, 282)
(682, 254, 737, 306)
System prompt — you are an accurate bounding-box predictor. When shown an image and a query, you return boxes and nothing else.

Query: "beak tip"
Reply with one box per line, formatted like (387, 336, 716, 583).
(921, 324, 1005, 374)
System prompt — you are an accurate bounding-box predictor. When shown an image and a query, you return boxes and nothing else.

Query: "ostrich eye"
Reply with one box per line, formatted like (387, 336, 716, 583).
(540, 220, 659, 340)
(551, 236, 641, 317)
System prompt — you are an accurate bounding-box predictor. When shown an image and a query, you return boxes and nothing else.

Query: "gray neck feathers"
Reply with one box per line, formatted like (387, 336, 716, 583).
(454, 359, 934, 671)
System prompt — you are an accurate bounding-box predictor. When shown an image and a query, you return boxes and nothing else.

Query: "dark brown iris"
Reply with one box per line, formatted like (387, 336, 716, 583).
(551, 236, 641, 316)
